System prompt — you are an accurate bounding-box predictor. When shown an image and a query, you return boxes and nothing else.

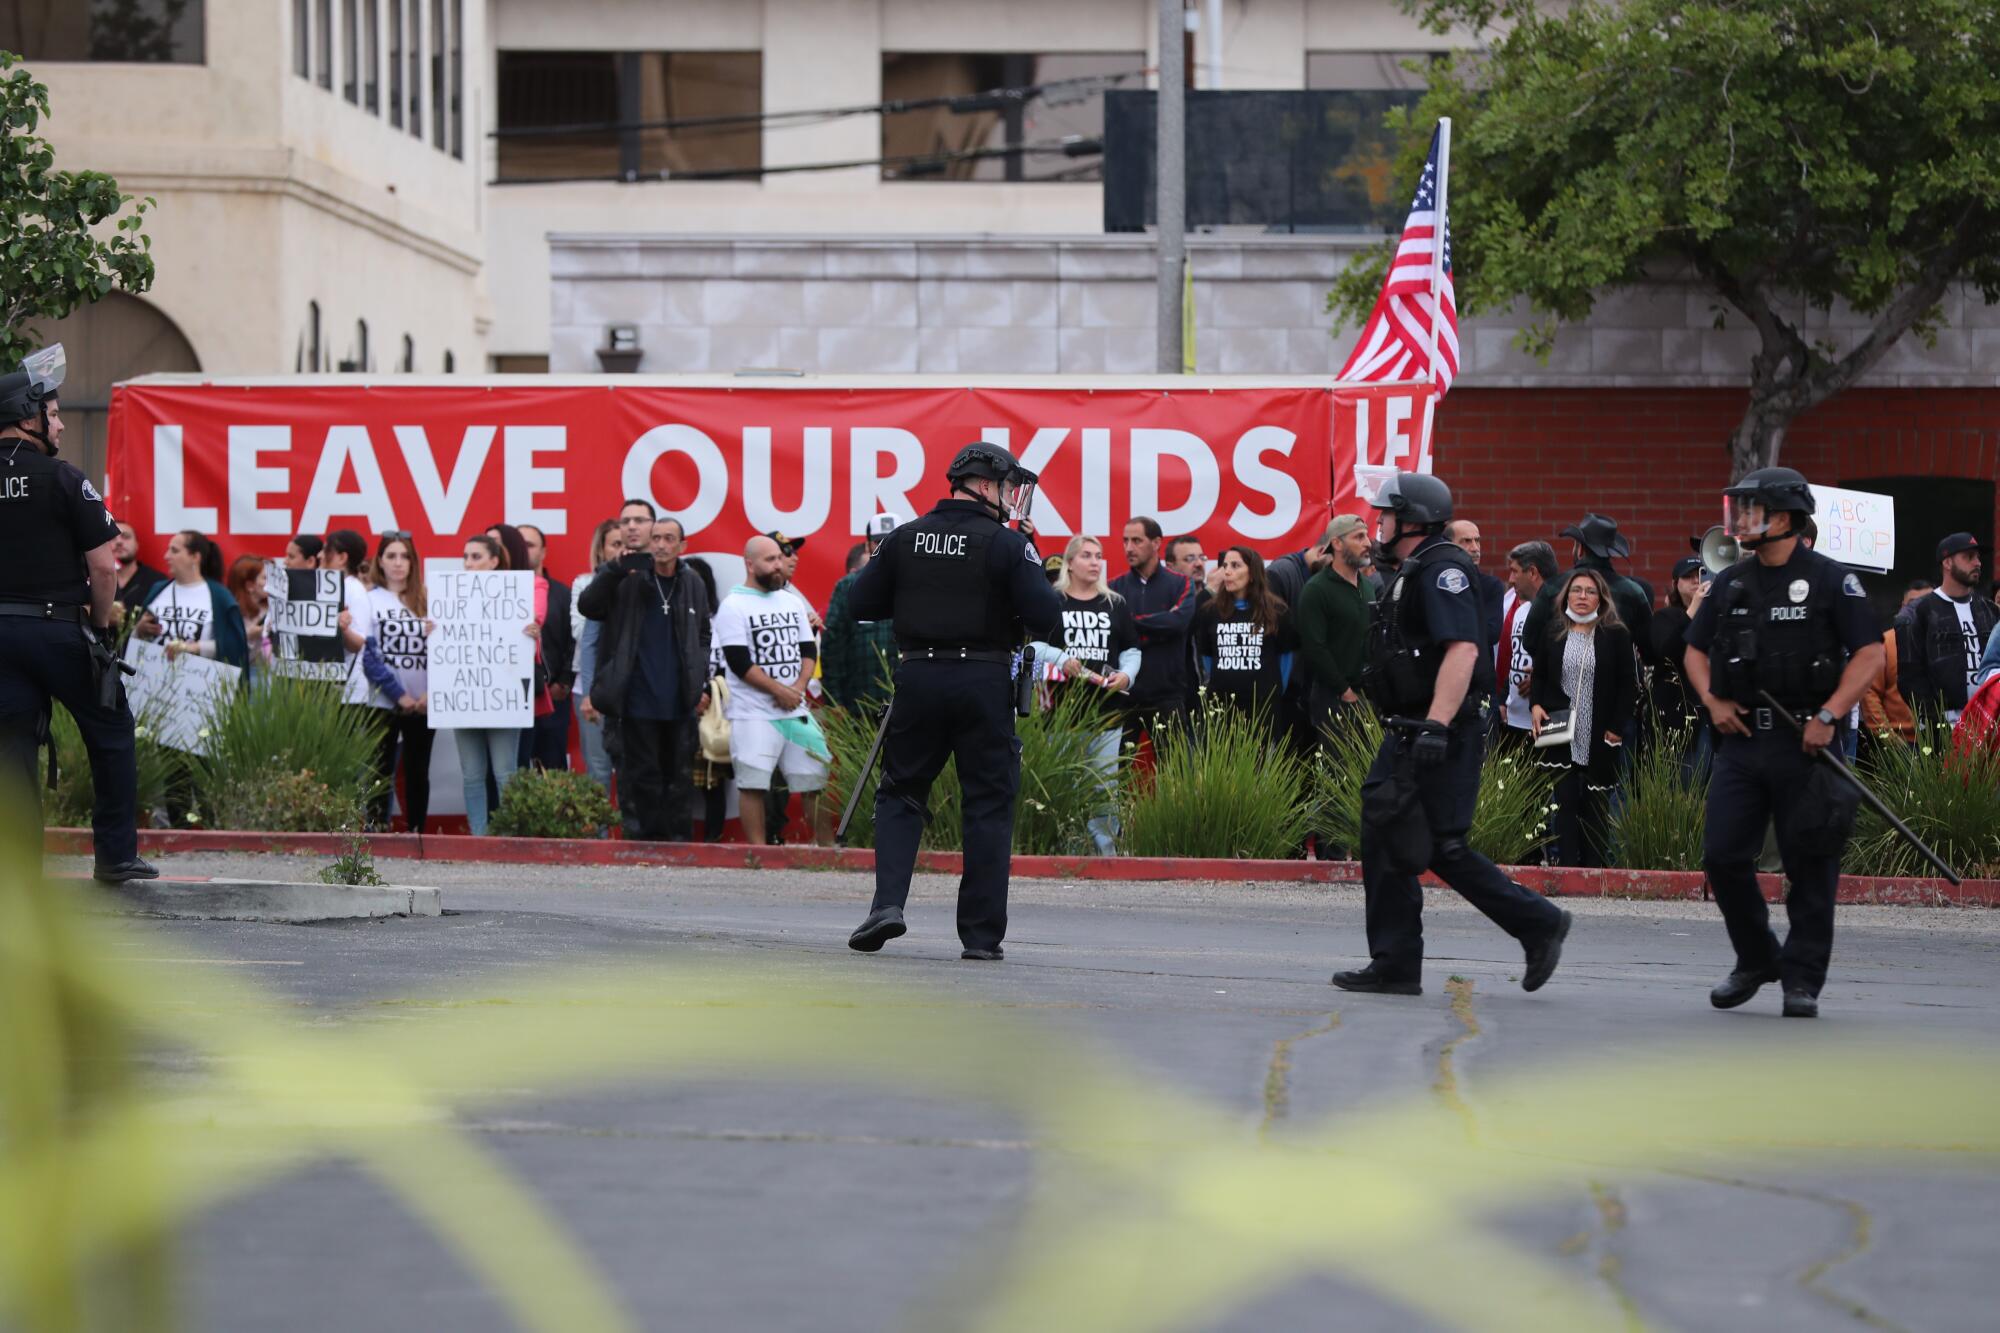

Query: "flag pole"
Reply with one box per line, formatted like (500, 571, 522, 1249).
(1419, 117, 1452, 468)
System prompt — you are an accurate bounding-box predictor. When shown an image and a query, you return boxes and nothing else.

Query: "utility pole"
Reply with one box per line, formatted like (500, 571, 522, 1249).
(1155, 0, 1186, 373)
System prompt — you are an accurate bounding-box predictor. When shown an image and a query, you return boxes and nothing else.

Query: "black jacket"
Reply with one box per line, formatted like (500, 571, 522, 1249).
(539, 576, 574, 688)
(578, 558, 713, 719)
(1647, 602, 1700, 726)
(1523, 557, 1655, 669)
(1895, 588, 1998, 715)
(1531, 622, 1639, 785)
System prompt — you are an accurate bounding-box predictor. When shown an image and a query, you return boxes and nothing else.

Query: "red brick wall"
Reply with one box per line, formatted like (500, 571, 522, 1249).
(1435, 388, 2000, 593)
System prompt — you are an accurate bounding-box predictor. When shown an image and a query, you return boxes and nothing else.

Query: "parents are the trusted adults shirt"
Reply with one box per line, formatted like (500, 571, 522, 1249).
(1197, 598, 1295, 718)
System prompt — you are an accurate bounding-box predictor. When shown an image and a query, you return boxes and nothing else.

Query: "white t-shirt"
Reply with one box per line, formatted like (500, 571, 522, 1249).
(367, 586, 428, 707)
(339, 574, 376, 705)
(1942, 591, 1982, 700)
(1499, 588, 1533, 731)
(146, 580, 214, 648)
(712, 584, 816, 723)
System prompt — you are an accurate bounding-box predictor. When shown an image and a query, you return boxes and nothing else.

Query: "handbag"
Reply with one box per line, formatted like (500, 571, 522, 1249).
(1532, 709, 1575, 750)
(698, 672, 733, 764)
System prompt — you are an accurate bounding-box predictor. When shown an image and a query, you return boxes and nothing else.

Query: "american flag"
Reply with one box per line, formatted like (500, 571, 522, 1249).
(1336, 125, 1457, 390)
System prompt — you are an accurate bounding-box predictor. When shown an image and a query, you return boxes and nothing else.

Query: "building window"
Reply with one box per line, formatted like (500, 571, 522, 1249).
(448, 0, 463, 159)
(401, 335, 415, 372)
(2, 0, 206, 63)
(362, 0, 379, 112)
(492, 354, 550, 374)
(442, 350, 455, 374)
(307, 302, 322, 372)
(314, 0, 332, 89)
(294, 0, 309, 76)
(386, 0, 402, 126)
(340, 0, 358, 103)
(350, 320, 369, 372)
(495, 51, 763, 183)
(406, 0, 422, 137)
(430, 0, 446, 150)
(878, 52, 1142, 182)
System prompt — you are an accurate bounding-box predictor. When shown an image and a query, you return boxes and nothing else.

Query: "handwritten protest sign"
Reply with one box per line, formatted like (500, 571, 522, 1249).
(264, 562, 348, 682)
(426, 564, 534, 729)
(1808, 484, 1895, 574)
(122, 640, 241, 754)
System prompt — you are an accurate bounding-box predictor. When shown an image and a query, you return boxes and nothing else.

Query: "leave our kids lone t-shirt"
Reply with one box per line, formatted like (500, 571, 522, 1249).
(712, 585, 817, 723)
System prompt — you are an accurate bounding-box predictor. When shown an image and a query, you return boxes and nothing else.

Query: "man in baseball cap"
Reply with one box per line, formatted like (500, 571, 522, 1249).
(1895, 532, 1995, 724)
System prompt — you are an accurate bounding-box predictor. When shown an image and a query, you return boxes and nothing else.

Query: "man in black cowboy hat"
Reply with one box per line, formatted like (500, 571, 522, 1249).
(1521, 513, 1655, 669)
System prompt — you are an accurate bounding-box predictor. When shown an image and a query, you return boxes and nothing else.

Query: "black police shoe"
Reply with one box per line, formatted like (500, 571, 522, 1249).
(1330, 967, 1422, 996)
(1781, 987, 1819, 1019)
(93, 857, 160, 885)
(1521, 910, 1572, 992)
(1709, 965, 1780, 1009)
(960, 945, 1004, 962)
(847, 907, 906, 953)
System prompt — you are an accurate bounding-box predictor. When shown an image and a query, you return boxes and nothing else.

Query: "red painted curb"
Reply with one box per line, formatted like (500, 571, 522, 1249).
(41, 829, 1998, 907)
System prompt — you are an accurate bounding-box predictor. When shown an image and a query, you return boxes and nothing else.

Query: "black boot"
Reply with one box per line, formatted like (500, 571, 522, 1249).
(93, 857, 160, 885)
(960, 945, 1004, 962)
(1709, 965, 1780, 1010)
(1521, 910, 1572, 992)
(1781, 987, 1819, 1018)
(847, 907, 906, 953)
(1331, 967, 1422, 996)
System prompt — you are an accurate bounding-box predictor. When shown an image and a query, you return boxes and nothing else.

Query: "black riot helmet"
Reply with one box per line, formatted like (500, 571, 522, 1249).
(946, 441, 1039, 522)
(0, 343, 66, 454)
(1369, 470, 1453, 568)
(1722, 466, 1815, 549)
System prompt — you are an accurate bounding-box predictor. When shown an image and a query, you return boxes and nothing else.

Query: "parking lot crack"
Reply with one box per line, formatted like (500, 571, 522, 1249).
(1259, 1011, 1340, 1140)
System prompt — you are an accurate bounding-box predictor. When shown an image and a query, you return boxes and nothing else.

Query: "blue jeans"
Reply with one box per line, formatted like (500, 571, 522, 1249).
(578, 709, 613, 791)
(454, 727, 519, 835)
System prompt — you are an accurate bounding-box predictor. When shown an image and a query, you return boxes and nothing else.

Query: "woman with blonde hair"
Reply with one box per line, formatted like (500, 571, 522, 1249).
(1031, 534, 1140, 855)
(1531, 566, 1638, 867)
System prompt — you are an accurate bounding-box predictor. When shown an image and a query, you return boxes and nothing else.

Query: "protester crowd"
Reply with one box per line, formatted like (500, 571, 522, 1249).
(103, 497, 2000, 857)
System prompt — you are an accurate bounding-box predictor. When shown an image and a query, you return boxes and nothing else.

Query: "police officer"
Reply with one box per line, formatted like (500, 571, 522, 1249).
(1683, 467, 1882, 1018)
(0, 344, 156, 882)
(845, 443, 1062, 961)
(1333, 473, 1571, 995)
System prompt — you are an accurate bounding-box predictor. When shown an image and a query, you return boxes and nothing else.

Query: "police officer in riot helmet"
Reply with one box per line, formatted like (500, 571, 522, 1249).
(0, 343, 157, 882)
(845, 441, 1063, 960)
(1332, 471, 1572, 996)
(1683, 466, 1882, 1019)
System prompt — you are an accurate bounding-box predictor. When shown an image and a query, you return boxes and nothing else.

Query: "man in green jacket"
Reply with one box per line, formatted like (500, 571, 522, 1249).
(820, 515, 900, 712)
(1295, 514, 1375, 739)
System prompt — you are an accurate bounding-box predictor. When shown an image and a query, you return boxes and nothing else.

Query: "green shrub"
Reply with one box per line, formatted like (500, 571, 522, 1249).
(1315, 709, 1556, 866)
(820, 686, 1119, 856)
(1608, 722, 1707, 871)
(1845, 725, 2000, 880)
(489, 767, 618, 839)
(319, 826, 386, 885)
(189, 677, 382, 832)
(38, 702, 182, 828)
(1121, 698, 1315, 859)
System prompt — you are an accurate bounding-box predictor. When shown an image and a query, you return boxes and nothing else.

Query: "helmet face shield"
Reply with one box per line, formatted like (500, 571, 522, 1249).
(23, 343, 65, 398)
(1000, 474, 1037, 523)
(1723, 494, 1774, 541)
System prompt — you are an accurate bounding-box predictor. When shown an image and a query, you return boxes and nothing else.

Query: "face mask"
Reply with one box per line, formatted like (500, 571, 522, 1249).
(1566, 608, 1599, 625)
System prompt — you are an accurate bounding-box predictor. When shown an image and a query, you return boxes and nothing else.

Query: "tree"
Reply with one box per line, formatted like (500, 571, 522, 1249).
(0, 50, 155, 367)
(1327, 0, 2000, 480)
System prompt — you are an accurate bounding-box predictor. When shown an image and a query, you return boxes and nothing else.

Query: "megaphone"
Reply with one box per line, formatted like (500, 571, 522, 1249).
(1698, 525, 1742, 574)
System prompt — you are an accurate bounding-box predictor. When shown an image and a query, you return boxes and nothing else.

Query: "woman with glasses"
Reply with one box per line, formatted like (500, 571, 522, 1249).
(360, 532, 434, 832)
(1531, 567, 1638, 867)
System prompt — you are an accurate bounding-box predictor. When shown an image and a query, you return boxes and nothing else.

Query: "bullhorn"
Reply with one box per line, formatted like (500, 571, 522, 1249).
(1698, 525, 1742, 574)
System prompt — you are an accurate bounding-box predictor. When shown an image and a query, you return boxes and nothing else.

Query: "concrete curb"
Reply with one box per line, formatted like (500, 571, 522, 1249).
(73, 874, 442, 924)
(45, 828, 1998, 907)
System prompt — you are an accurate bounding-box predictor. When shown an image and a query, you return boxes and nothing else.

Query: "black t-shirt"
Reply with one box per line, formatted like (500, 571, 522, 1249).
(1198, 598, 1296, 717)
(116, 561, 166, 612)
(0, 447, 119, 606)
(1048, 592, 1140, 717)
(1685, 544, 1879, 659)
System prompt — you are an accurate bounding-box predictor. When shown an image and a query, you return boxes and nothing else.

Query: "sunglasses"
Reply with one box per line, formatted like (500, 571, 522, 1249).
(380, 531, 412, 541)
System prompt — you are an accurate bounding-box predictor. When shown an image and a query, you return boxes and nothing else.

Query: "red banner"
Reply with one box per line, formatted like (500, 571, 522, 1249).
(108, 380, 1428, 604)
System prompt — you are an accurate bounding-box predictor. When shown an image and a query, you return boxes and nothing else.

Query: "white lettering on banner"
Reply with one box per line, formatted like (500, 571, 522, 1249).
(299, 424, 398, 533)
(1382, 395, 1414, 468)
(1131, 429, 1221, 534)
(742, 425, 833, 533)
(504, 425, 568, 534)
(426, 565, 534, 729)
(981, 426, 1073, 534)
(122, 640, 240, 755)
(228, 425, 293, 534)
(394, 423, 496, 534)
(1229, 426, 1301, 540)
(849, 427, 925, 532)
(623, 424, 728, 534)
(151, 425, 218, 530)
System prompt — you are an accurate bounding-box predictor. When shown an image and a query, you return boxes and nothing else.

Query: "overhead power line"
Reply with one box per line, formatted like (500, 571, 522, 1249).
(489, 136, 1104, 188)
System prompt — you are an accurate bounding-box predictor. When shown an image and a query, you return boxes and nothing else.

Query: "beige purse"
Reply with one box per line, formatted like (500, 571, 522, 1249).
(698, 672, 733, 763)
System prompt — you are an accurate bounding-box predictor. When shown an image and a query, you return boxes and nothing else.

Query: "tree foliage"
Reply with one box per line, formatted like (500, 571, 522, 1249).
(1328, 1, 2000, 478)
(0, 50, 155, 366)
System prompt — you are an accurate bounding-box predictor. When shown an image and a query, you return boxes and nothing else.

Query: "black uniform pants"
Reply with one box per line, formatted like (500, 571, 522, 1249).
(1358, 721, 1562, 979)
(869, 660, 1018, 951)
(1702, 727, 1842, 996)
(0, 618, 139, 865)
(615, 715, 693, 841)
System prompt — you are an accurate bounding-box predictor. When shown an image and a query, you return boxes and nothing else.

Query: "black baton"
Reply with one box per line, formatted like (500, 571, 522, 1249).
(1758, 692, 1961, 886)
(835, 699, 893, 847)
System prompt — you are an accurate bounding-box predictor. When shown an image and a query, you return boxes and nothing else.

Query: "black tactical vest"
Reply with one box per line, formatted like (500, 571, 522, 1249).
(1361, 540, 1493, 717)
(0, 446, 95, 606)
(1706, 553, 1846, 709)
(890, 503, 1016, 650)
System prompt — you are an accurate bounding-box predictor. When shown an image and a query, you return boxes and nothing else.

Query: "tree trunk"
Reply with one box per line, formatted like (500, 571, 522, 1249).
(1726, 399, 1792, 482)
